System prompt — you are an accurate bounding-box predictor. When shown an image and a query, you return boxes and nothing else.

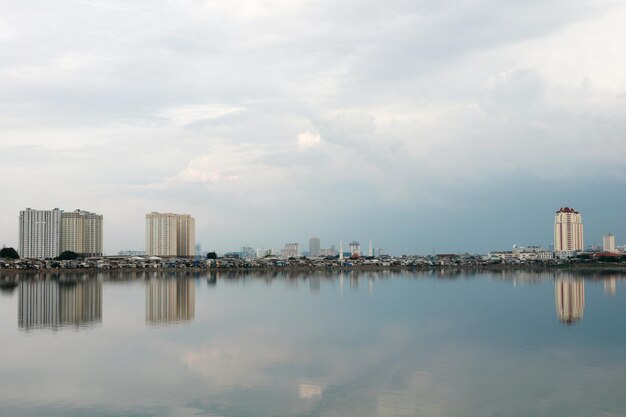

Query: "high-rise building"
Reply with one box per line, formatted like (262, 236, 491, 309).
(19, 208, 103, 259)
(145, 212, 195, 257)
(603, 234, 616, 253)
(19, 208, 62, 259)
(554, 207, 584, 257)
(309, 237, 321, 257)
(60, 210, 103, 256)
(176, 214, 195, 257)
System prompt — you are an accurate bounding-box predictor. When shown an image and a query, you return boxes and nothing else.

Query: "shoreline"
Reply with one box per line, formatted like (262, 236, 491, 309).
(2, 262, 626, 277)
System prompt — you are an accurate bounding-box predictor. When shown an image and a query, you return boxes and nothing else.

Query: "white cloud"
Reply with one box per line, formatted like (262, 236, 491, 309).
(0, 17, 17, 40)
(159, 105, 246, 127)
(296, 131, 321, 149)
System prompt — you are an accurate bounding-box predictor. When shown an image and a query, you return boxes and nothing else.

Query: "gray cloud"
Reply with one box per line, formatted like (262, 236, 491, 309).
(0, 0, 625, 254)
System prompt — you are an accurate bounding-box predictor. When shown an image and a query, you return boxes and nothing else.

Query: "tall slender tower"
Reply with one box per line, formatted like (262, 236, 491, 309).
(339, 239, 343, 261)
(368, 240, 373, 257)
(554, 207, 583, 257)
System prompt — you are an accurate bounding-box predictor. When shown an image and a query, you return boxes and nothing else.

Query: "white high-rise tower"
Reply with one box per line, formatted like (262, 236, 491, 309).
(339, 240, 343, 261)
(603, 234, 616, 252)
(368, 240, 373, 257)
(554, 207, 583, 258)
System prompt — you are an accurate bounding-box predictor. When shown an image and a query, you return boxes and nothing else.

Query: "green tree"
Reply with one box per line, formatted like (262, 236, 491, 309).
(0, 247, 19, 259)
(207, 252, 217, 259)
(56, 251, 80, 261)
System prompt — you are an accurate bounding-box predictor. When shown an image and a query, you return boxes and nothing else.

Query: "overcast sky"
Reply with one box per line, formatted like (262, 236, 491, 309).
(1, 0, 625, 255)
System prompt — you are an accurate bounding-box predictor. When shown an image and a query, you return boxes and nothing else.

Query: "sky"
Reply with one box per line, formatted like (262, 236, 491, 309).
(0, 0, 625, 255)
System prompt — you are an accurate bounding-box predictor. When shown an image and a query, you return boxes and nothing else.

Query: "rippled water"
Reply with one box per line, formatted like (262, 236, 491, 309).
(0, 270, 625, 417)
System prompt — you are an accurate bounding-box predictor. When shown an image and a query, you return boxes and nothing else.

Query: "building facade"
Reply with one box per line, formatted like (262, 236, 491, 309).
(19, 208, 62, 259)
(309, 237, 321, 257)
(554, 207, 584, 257)
(60, 210, 103, 256)
(603, 234, 616, 253)
(176, 214, 195, 257)
(19, 208, 103, 259)
(145, 212, 195, 257)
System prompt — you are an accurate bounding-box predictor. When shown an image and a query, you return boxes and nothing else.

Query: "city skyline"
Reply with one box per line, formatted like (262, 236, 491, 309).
(4, 206, 624, 257)
(0, 1, 625, 255)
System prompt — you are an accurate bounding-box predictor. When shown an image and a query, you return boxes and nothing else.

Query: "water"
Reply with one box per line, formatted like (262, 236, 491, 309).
(0, 270, 625, 417)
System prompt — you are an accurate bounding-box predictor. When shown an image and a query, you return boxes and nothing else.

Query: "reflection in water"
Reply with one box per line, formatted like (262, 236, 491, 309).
(555, 279, 585, 325)
(18, 279, 102, 331)
(146, 278, 195, 325)
(298, 382, 322, 399)
(604, 277, 617, 296)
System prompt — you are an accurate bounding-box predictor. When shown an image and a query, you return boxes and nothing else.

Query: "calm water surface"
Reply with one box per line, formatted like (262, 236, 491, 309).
(0, 270, 625, 417)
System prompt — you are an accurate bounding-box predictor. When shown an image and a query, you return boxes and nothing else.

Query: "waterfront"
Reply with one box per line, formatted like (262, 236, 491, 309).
(0, 270, 625, 416)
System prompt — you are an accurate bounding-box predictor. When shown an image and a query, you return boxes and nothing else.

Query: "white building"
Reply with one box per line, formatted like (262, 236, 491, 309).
(554, 207, 584, 258)
(146, 212, 195, 257)
(603, 234, 616, 253)
(19, 208, 62, 259)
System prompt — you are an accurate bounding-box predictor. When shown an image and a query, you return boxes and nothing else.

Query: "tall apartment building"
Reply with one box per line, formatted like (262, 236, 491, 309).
(60, 210, 103, 256)
(554, 207, 584, 257)
(603, 234, 616, 253)
(145, 212, 195, 257)
(19, 208, 62, 259)
(176, 214, 195, 257)
(19, 208, 104, 259)
(309, 237, 321, 257)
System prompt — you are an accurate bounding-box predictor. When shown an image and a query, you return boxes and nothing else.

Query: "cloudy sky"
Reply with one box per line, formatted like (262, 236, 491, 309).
(1, 0, 625, 255)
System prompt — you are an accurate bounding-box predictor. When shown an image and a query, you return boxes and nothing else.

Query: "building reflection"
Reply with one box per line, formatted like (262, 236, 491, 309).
(18, 279, 102, 331)
(146, 278, 195, 325)
(555, 279, 585, 325)
(604, 277, 617, 296)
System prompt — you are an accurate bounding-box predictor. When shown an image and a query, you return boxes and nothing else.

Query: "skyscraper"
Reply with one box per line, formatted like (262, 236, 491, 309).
(554, 207, 583, 257)
(60, 210, 103, 256)
(603, 234, 616, 253)
(20, 208, 103, 259)
(176, 214, 195, 257)
(19, 208, 61, 259)
(309, 237, 321, 257)
(146, 212, 195, 257)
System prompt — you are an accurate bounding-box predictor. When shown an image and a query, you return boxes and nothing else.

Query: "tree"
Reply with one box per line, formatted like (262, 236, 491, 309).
(56, 251, 79, 261)
(207, 252, 217, 259)
(0, 247, 19, 259)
